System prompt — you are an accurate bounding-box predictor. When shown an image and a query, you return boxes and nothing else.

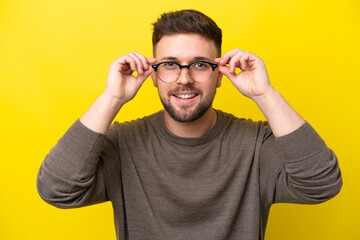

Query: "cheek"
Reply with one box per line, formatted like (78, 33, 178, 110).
(208, 78, 220, 92)
(157, 84, 171, 97)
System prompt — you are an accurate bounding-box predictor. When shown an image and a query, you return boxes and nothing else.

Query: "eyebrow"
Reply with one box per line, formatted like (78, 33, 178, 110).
(160, 56, 213, 62)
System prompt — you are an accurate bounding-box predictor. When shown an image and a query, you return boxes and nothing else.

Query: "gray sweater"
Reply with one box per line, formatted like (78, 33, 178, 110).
(37, 110, 342, 240)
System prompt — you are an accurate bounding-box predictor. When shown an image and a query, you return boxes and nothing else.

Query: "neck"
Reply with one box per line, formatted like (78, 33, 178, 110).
(163, 107, 217, 138)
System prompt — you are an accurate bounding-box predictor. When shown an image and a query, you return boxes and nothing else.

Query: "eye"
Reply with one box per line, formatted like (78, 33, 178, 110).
(192, 62, 210, 70)
(161, 62, 178, 70)
(165, 62, 175, 66)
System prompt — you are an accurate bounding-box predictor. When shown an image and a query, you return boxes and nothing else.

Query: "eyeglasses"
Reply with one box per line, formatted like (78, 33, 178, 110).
(152, 60, 218, 83)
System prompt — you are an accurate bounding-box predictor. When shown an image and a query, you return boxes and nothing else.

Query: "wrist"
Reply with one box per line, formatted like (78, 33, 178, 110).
(100, 92, 127, 109)
(79, 93, 125, 134)
(252, 87, 279, 106)
(252, 87, 305, 137)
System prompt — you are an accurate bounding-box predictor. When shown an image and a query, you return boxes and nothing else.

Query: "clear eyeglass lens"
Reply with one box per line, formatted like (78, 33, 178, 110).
(157, 62, 213, 83)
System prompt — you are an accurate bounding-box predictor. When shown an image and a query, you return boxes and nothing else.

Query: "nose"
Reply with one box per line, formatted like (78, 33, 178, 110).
(176, 68, 194, 85)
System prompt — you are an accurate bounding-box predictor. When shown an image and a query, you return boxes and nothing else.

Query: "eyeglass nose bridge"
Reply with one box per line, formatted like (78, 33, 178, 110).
(178, 63, 191, 70)
(176, 63, 193, 81)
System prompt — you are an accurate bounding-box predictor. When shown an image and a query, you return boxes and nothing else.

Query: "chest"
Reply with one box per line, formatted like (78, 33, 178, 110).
(111, 126, 264, 239)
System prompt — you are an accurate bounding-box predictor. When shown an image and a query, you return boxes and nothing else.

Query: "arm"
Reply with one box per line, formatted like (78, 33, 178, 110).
(215, 49, 304, 137)
(260, 122, 342, 204)
(37, 51, 156, 208)
(81, 51, 156, 134)
(216, 49, 342, 203)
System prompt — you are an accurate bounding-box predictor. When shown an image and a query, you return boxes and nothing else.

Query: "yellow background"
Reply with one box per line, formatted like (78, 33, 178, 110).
(1, 0, 359, 239)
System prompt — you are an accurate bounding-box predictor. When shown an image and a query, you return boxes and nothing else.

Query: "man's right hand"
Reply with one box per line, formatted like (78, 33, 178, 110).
(79, 51, 156, 134)
(103, 51, 156, 105)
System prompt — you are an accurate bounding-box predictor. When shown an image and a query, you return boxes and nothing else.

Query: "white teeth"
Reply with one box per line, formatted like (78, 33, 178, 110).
(175, 94, 196, 99)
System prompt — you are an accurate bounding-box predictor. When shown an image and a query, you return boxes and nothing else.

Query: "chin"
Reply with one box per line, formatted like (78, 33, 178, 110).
(162, 102, 213, 123)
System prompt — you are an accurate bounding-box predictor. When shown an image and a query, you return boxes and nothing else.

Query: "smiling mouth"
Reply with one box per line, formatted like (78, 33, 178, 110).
(173, 93, 198, 99)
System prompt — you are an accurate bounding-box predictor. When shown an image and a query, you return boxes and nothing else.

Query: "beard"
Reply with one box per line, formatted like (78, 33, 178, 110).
(159, 85, 216, 123)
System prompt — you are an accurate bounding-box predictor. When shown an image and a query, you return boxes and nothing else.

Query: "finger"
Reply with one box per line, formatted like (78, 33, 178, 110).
(146, 58, 157, 70)
(111, 56, 133, 75)
(114, 54, 137, 72)
(147, 57, 157, 64)
(128, 52, 145, 74)
(228, 51, 258, 72)
(124, 55, 137, 73)
(136, 66, 154, 83)
(220, 48, 244, 65)
(131, 51, 151, 71)
(214, 58, 222, 63)
(228, 51, 244, 74)
(239, 52, 258, 71)
(118, 63, 133, 75)
(217, 65, 237, 82)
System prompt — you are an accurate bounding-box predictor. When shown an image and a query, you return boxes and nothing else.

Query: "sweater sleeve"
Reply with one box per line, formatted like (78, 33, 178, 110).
(260, 122, 342, 205)
(37, 119, 120, 209)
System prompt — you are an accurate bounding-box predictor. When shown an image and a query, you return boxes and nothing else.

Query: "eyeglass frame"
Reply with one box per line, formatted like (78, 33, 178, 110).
(151, 60, 218, 83)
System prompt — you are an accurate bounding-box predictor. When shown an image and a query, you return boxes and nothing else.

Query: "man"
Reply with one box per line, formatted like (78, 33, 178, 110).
(37, 9, 342, 240)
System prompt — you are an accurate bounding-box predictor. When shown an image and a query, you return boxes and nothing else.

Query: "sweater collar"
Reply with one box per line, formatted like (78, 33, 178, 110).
(156, 109, 225, 146)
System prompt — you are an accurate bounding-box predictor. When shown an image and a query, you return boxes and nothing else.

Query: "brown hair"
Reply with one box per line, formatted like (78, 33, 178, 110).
(152, 9, 222, 57)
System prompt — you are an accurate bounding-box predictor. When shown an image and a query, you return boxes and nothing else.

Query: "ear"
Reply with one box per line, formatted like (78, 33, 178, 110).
(150, 71, 158, 87)
(216, 71, 223, 88)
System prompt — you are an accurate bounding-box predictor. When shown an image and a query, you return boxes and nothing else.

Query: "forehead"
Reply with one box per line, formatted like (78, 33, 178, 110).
(155, 33, 217, 61)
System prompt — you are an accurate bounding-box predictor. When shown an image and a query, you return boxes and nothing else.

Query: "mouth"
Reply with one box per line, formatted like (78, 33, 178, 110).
(171, 92, 199, 104)
(173, 93, 198, 100)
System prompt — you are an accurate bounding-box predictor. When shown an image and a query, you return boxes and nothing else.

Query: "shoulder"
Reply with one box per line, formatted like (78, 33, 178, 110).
(215, 109, 273, 143)
(216, 109, 269, 130)
(111, 111, 163, 137)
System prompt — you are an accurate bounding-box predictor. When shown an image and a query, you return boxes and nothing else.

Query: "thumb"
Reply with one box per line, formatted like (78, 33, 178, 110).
(136, 67, 154, 84)
(218, 65, 237, 82)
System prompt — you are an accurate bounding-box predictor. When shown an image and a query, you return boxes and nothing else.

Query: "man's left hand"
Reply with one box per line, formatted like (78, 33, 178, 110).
(215, 49, 274, 101)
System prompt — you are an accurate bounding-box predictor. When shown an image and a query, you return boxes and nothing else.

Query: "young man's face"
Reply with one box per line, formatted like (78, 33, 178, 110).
(151, 33, 222, 122)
